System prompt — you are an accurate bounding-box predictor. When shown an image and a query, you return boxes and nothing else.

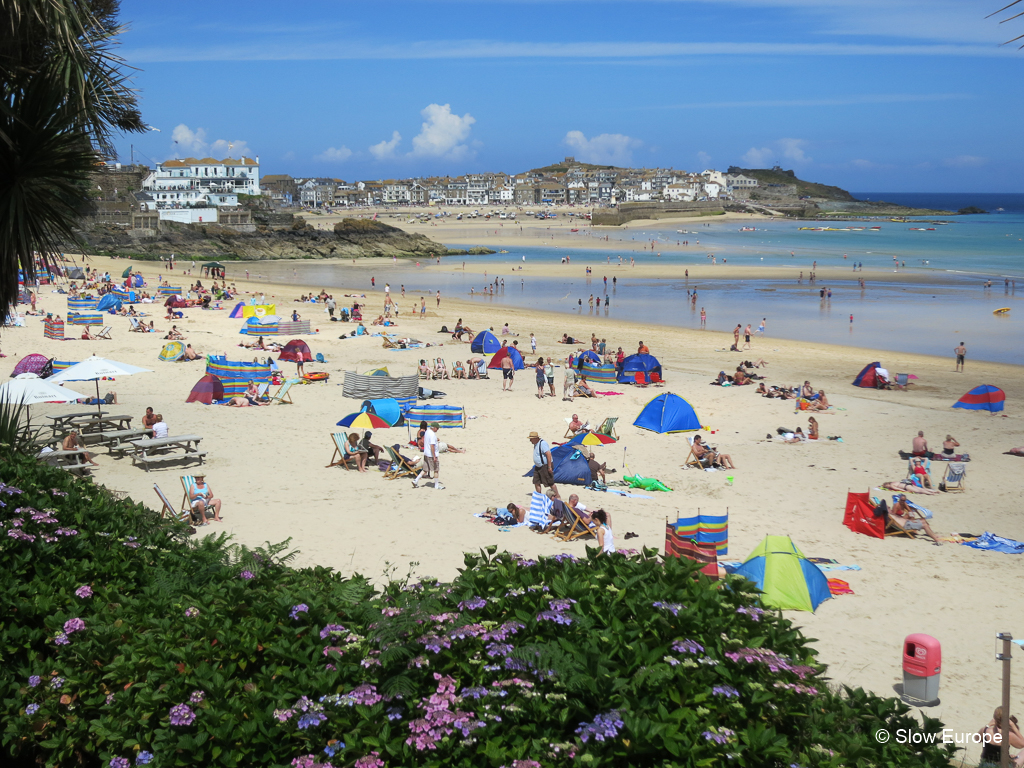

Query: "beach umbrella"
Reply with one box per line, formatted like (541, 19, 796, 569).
(159, 341, 185, 362)
(48, 355, 152, 416)
(336, 412, 391, 429)
(0, 373, 87, 431)
(579, 431, 617, 446)
(952, 384, 1005, 413)
(11, 353, 50, 378)
(278, 339, 313, 363)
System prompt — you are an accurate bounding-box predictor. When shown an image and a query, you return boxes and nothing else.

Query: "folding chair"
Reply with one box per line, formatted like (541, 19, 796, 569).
(153, 483, 189, 523)
(268, 379, 298, 404)
(885, 516, 916, 538)
(633, 372, 648, 387)
(326, 432, 355, 469)
(905, 458, 932, 488)
(894, 373, 910, 390)
(128, 317, 146, 333)
(419, 361, 431, 379)
(563, 417, 590, 439)
(383, 446, 418, 479)
(553, 503, 597, 543)
(179, 475, 205, 525)
(941, 462, 967, 493)
(595, 417, 618, 439)
(97, 326, 112, 339)
(315, 352, 327, 364)
(435, 358, 450, 380)
(572, 382, 596, 398)
(682, 435, 710, 470)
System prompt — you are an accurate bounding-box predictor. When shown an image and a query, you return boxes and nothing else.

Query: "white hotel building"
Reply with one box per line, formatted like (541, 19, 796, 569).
(140, 156, 260, 209)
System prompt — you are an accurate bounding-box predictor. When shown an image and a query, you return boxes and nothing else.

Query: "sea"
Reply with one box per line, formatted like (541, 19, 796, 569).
(254, 194, 1024, 366)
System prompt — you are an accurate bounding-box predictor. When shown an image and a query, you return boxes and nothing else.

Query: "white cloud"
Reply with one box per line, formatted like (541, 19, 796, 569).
(742, 147, 775, 167)
(169, 123, 253, 159)
(851, 158, 876, 169)
(370, 131, 402, 160)
(778, 138, 811, 163)
(564, 130, 641, 166)
(696, 150, 712, 168)
(316, 146, 353, 163)
(943, 154, 987, 168)
(411, 105, 476, 159)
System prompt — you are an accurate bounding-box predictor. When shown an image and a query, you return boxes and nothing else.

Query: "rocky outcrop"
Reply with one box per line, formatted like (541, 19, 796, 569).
(73, 218, 454, 261)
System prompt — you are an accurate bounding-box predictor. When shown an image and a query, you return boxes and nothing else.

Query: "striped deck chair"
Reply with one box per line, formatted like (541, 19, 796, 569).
(326, 432, 355, 469)
(527, 491, 553, 528)
(595, 417, 618, 439)
(128, 317, 146, 333)
(554, 502, 597, 543)
(179, 475, 206, 525)
(383, 446, 417, 479)
(895, 373, 911, 390)
(153, 483, 189, 523)
(664, 520, 718, 579)
(268, 378, 299, 404)
(941, 462, 966, 493)
(97, 326, 112, 339)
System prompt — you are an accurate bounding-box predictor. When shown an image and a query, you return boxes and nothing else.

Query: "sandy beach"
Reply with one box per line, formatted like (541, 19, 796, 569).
(7, 248, 1024, 761)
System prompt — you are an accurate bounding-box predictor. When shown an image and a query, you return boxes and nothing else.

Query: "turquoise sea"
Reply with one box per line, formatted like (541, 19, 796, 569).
(258, 194, 1024, 366)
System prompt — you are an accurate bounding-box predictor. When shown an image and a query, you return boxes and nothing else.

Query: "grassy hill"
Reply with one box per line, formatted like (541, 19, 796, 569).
(727, 167, 857, 202)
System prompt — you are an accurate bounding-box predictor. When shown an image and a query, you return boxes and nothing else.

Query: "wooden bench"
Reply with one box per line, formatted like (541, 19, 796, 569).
(100, 428, 155, 455)
(36, 448, 94, 475)
(129, 434, 206, 472)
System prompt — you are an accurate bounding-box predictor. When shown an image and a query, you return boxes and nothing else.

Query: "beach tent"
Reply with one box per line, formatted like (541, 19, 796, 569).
(121, 267, 133, 279)
(732, 535, 832, 612)
(185, 374, 225, 405)
(618, 353, 662, 384)
(581, 362, 618, 385)
(406, 404, 466, 428)
(470, 330, 501, 355)
(65, 267, 86, 280)
(278, 339, 313, 363)
(11, 354, 51, 378)
(158, 341, 185, 362)
(852, 362, 883, 388)
(633, 393, 702, 433)
(953, 384, 1005, 413)
(575, 350, 601, 366)
(360, 397, 404, 427)
(487, 346, 525, 371)
(95, 294, 122, 313)
(523, 442, 592, 487)
(205, 356, 272, 398)
(364, 367, 390, 377)
(843, 491, 885, 539)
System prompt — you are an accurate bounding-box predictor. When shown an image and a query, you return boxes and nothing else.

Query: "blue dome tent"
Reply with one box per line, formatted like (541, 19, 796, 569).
(618, 353, 662, 384)
(470, 330, 501, 355)
(633, 393, 701, 433)
(523, 442, 592, 487)
(95, 294, 122, 313)
(575, 350, 601, 366)
(360, 397, 404, 426)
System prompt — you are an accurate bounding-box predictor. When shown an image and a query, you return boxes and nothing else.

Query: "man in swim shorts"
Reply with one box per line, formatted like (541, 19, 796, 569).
(954, 341, 966, 372)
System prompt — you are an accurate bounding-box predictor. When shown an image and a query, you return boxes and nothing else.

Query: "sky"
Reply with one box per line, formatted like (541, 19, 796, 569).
(114, 0, 1024, 192)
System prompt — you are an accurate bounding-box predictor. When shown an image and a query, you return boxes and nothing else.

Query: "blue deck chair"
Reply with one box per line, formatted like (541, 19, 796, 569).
(941, 462, 966, 493)
(315, 352, 327, 364)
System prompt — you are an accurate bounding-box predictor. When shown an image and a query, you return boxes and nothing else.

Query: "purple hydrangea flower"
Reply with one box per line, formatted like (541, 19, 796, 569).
(458, 597, 487, 611)
(169, 703, 196, 726)
(289, 604, 309, 620)
(64, 618, 86, 634)
(189, 690, 205, 705)
(50, 677, 65, 690)
(75, 585, 93, 599)
(736, 605, 765, 621)
(55, 528, 78, 537)
(576, 710, 625, 743)
(239, 571, 255, 580)
(135, 752, 154, 765)
(354, 752, 385, 768)
(28, 675, 41, 688)
(652, 601, 685, 616)
(319, 623, 346, 639)
(110, 758, 130, 768)
(54, 632, 70, 646)
(703, 727, 735, 744)
(323, 740, 345, 757)
(537, 610, 572, 625)
(184, 607, 199, 618)
(712, 685, 739, 698)
(106, 694, 116, 705)
(672, 639, 704, 655)
(297, 711, 327, 730)
(26, 703, 40, 715)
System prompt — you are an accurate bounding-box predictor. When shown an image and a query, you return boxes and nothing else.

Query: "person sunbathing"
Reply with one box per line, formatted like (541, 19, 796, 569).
(690, 435, 717, 467)
(807, 416, 819, 440)
(80, 326, 96, 340)
(756, 382, 768, 396)
(567, 413, 587, 434)
(419, 359, 431, 377)
(165, 325, 185, 340)
(806, 390, 831, 410)
(882, 480, 941, 496)
(783, 428, 807, 443)
(467, 358, 484, 378)
(889, 495, 942, 544)
(452, 360, 466, 379)
(576, 376, 599, 397)
(801, 381, 816, 399)
(62, 431, 99, 466)
(909, 457, 933, 488)
(390, 444, 421, 469)
(943, 434, 960, 456)
(586, 451, 616, 483)
(346, 433, 369, 472)
(360, 431, 383, 462)
(743, 359, 768, 368)
(506, 502, 528, 524)
(183, 344, 200, 361)
(733, 370, 749, 386)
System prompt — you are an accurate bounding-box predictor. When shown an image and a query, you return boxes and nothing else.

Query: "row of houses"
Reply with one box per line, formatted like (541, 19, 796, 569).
(132, 155, 759, 211)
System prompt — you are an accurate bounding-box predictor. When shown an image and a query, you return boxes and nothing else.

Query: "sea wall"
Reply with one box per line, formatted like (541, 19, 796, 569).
(592, 201, 725, 226)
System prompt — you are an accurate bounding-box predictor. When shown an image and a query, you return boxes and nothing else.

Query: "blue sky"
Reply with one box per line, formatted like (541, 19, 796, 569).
(114, 0, 1024, 192)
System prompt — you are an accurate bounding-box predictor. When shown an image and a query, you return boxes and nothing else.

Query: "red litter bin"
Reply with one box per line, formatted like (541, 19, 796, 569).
(902, 633, 941, 702)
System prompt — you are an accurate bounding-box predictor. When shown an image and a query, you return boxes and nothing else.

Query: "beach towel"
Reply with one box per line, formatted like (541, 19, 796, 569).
(827, 578, 854, 596)
(594, 391, 624, 396)
(527, 492, 553, 527)
(960, 532, 1024, 554)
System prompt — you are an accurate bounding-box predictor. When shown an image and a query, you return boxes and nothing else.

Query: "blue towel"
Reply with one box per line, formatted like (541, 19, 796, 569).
(961, 532, 1024, 554)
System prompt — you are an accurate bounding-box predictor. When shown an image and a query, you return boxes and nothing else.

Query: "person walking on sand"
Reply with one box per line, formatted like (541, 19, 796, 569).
(436, 290, 441, 308)
(756, 317, 765, 335)
(412, 421, 444, 490)
(743, 324, 752, 350)
(733, 324, 741, 348)
(501, 350, 515, 391)
(535, 357, 547, 399)
(529, 431, 559, 500)
(954, 341, 966, 372)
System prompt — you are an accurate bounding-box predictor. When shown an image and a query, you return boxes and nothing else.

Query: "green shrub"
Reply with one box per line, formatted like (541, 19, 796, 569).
(0, 452, 955, 767)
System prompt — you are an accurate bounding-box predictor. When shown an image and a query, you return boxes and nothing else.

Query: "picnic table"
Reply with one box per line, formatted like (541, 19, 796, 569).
(99, 427, 155, 455)
(66, 415, 134, 442)
(129, 434, 206, 472)
(47, 411, 108, 434)
(36, 448, 94, 475)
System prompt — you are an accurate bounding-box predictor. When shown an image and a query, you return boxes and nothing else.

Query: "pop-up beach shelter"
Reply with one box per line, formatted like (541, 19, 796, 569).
(185, 374, 225, 405)
(278, 339, 313, 363)
(732, 536, 832, 612)
(953, 384, 1005, 413)
(470, 330, 501, 355)
(11, 354, 50, 378)
(575, 350, 601, 366)
(360, 397, 404, 426)
(487, 346, 525, 370)
(523, 442, 593, 487)
(158, 341, 185, 362)
(618, 353, 662, 384)
(844, 491, 885, 539)
(95, 294, 122, 313)
(633, 393, 701, 433)
(852, 362, 883, 388)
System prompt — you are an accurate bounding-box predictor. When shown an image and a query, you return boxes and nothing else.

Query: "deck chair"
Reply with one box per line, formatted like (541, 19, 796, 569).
(418, 362, 431, 379)
(383, 446, 418, 479)
(633, 372, 648, 387)
(885, 516, 916, 538)
(649, 371, 665, 386)
(905, 458, 932, 488)
(434, 358, 450, 380)
(595, 417, 618, 439)
(553, 503, 597, 542)
(563, 417, 590, 439)
(153, 483, 189, 523)
(572, 382, 596, 398)
(97, 326, 112, 339)
(941, 462, 966, 492)
(179, 475, 207, 525)
(382, 337, 400, 349)
(326, 432, 355, 469)
(128, 317, 146, 333)
(268, 378, 299, 404)
(683, 435, 711, 470)
(315, 352, 327, 364)
(894, 373, 911, 390)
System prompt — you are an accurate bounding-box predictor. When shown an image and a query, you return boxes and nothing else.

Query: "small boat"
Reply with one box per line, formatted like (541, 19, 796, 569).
(993, 307, 1011, 315)
(739, 227, 756, 231)
(870, 226, 881, 230)
(570, 228, 579, 232)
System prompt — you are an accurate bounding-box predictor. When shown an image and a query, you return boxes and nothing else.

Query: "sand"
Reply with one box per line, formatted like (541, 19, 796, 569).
(8, 249, 1024, 759)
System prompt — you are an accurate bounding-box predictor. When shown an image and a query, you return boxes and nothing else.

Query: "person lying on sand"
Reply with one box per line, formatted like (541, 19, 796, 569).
(882, 480, 940, 496)
(889, 494, 942, 544)
(783, 428, 806, 443)
(165, 325, 185, 340)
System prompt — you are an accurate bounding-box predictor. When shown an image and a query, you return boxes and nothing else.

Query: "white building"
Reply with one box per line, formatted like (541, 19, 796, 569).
(141, 156, 260, 209)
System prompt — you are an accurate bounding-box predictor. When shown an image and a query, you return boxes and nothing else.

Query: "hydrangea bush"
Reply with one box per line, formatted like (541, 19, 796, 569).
(0, 452, 954, 767)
